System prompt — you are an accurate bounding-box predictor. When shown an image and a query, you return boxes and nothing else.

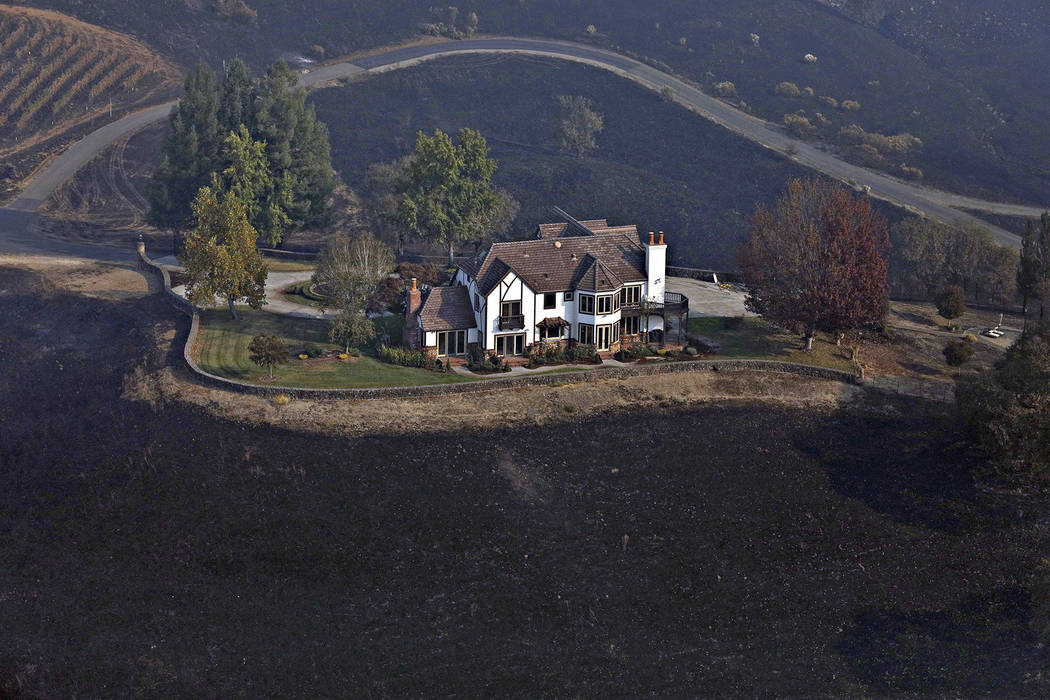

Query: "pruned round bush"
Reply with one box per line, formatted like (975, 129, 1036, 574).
(943, 339, 975, 366)
(713, 81, 738, 98)
(685, 346, 698, 356)
(783, 113, 816, 139)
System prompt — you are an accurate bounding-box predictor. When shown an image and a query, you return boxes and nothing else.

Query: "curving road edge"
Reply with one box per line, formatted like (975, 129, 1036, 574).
(3, 36, 1046, 257)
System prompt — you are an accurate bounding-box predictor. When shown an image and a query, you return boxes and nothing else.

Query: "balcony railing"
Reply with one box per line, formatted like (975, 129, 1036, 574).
(663, 292, 688, 310)
(498, 314, 525, 331)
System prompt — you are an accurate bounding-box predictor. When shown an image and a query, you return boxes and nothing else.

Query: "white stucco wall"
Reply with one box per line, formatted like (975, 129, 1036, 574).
(645, 243, 667, 303)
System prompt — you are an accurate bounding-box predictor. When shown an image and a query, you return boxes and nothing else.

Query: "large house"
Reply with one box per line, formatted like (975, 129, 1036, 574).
(403, 212, 687, 358)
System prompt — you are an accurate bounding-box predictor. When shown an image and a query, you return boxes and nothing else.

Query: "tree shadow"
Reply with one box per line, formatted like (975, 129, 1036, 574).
(898, 361, 942, 376)
(793, 408, 1015, 533)
(836, 588, 1045, 695)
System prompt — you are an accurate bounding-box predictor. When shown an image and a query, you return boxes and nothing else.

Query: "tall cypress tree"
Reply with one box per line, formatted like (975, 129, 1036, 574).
(253, 61, 335, 233)
(218, 58, 255, 134)
(148, 62, 222, 230)
(148, 58, 335, 244)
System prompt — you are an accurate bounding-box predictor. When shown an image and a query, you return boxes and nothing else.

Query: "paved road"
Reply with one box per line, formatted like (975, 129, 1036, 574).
(3, 35, 1045, 263)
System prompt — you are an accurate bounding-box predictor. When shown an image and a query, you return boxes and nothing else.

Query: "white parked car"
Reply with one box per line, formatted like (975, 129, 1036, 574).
(982, 328, 1004, 338)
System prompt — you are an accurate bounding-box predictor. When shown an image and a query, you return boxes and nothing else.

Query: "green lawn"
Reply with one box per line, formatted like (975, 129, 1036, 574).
(280, 282, 326, 309)
(262, 257, 316, 273)
(196, 309, 469, 388)
(688, 316, 856, 372)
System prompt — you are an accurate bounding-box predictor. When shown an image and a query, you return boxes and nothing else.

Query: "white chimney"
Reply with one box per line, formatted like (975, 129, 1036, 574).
(645, 231, 667, 303)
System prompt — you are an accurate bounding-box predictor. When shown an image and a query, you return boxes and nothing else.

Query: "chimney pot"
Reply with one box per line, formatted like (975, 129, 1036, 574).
(648, 231, 655, 246)
(658, 231, 665, 245)
(411, 277, 417, 290)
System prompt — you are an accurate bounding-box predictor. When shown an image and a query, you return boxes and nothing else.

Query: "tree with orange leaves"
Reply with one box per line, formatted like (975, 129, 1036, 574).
(738, 178, 890, 350)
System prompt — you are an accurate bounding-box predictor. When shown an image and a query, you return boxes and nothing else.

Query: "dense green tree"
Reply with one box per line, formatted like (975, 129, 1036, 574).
(738, 178, 889, 350)
(397, 129, 501, 265)
(149, 59, 335, 245)
(148, 62, 222, 230)
(934, 284, 966, 327)
(218, 58, 255, 134)
(254, 61, 336, 235)
(179, 183, 268, 320)
(329, 313, 376, 353)
(957, 322, 1050, 482)
(311, 232, 394, 313)
(248, 333, 289, 380)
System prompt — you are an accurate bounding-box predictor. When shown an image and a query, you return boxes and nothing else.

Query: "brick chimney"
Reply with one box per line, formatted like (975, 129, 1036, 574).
(403, 278, 422, 349)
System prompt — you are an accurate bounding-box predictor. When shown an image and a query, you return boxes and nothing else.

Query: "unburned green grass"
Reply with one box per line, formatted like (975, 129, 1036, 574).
(196, 308, 469, 388)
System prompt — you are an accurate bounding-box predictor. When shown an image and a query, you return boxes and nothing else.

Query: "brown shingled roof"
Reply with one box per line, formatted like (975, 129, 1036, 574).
(471, 231, 646, 295)
(418, 286, 475, 331)
(535, 219, 639, 240)
(574, 255, 624, 292)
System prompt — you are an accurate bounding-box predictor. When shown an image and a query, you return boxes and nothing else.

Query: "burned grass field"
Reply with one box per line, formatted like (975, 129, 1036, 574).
(1, 264, 1048, 696)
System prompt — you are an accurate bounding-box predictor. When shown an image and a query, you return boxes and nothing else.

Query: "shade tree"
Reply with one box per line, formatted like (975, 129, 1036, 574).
(737, 178, 890, 350)
(179, 182, 268, 320)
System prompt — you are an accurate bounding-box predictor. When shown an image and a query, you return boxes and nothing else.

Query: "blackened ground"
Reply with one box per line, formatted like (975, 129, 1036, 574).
(0, 264, 1047, 697)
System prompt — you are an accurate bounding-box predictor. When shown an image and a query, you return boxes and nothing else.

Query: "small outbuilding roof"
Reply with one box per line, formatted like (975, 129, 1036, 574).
(418, 286, 475, 331)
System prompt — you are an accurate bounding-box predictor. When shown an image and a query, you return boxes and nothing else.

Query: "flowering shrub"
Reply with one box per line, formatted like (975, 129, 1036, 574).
(298, 353, 309, 360)
(272, 394, 291, 405)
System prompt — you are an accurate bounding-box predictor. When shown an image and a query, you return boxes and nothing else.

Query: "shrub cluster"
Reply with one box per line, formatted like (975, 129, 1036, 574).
(527, 341, 568, 368)
(212, 0, 257, 24)
(783, 113, 816, 139)
(713, 81, 737, 98)
(377, 343, 431, 368)
(614, 343, 654, 361)
(469, 349, 510, 373)
(943, 339, 974, 366)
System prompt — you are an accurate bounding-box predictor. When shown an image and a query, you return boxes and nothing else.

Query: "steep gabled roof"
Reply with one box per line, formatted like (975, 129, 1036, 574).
(469, 228, 647, 295)
(574, 255, 624, 292)
(418, 286, 475, 331)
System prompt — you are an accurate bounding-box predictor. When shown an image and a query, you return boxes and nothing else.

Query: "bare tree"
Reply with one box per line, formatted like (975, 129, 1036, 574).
(312, 232, 394, 313)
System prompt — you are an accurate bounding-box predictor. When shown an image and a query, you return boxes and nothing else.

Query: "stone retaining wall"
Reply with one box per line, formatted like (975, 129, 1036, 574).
(136, 245, 862, 400)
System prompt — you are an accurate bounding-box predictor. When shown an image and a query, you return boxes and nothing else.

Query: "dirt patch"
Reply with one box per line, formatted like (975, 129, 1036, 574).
(134, 362, 862, 438)
(41, 122, 166, 233)
(0, 256, 154, 298)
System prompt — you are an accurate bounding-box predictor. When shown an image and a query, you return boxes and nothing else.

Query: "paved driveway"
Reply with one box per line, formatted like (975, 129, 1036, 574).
(155, 254, 327, 319)
(667, 277, 752, 318)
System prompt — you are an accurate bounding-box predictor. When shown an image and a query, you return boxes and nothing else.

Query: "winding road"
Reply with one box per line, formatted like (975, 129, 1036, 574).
(2, 36, 1046, 262)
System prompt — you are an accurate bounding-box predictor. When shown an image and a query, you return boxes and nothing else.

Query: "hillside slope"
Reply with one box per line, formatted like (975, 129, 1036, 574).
(19, 0, 1050, 208)
(0, 4, 180, 201)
